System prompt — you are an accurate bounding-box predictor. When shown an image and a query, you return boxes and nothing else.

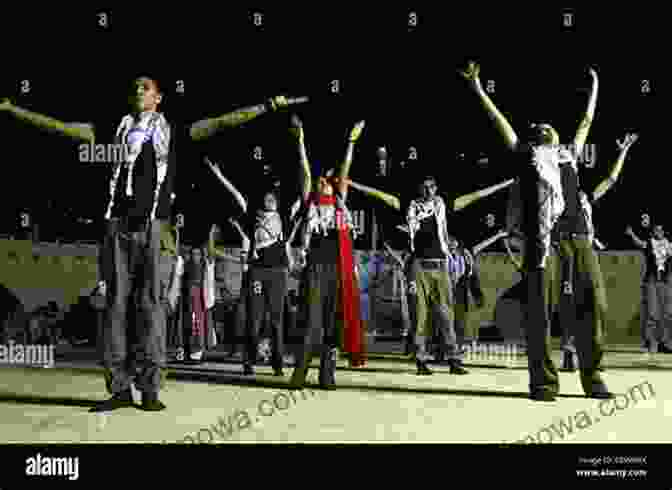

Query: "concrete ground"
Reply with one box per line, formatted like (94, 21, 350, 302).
(0, 342, 670, 444)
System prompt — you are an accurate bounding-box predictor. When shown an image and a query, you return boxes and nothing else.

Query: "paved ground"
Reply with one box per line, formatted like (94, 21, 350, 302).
(1, 342, 670, 444)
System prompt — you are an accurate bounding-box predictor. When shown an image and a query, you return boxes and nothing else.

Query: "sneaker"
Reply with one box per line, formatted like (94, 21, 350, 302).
(90, 390, 134, 412)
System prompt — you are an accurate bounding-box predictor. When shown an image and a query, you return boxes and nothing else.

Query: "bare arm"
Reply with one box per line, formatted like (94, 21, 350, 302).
(453, 178, 516, 211)
(472, 230, 509, 256)
(190, 96, 289, 142)
(625, 226, 647, 249)
(458, 63, 518, 152)
(229, 218, 250, 252)
(592, 134, 638, 202)
(345, 178, 401, 211)
(503, 237, 524, 271)
(204, 157, 247, 213)
(289, 116, 312, 201)
(338, 121, 366, 199)
(1, 99, 95, 144)
(573, 68, 598, 156)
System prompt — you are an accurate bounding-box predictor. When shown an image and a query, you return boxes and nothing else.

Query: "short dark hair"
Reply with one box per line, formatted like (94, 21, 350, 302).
(132, 76, 162, 94)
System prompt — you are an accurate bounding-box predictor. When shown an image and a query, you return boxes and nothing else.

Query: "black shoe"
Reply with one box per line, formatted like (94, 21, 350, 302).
(448, 361, 469, 375)
(273, 367, 284, 377)
(243, 364, 255, 376)
(141, 392, 166, 411)
(90, 389, 134, 412)
(530, 390, 556, 402)
(658, 344, 672, 354)
(416, 360, 433, 375)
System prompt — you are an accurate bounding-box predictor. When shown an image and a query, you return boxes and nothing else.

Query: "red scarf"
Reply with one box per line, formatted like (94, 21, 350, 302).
(309, 192, 364, 360)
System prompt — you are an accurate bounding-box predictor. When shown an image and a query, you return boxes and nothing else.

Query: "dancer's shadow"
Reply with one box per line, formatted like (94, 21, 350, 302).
(0, 393, 98, 408)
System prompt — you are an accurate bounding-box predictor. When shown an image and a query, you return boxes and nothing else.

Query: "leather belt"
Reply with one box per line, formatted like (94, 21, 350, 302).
(416, 259, 447, 270)
(558, 232, 590, 240)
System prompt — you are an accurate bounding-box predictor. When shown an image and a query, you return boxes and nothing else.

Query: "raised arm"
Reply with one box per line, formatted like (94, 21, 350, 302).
(573, 68, 598, 157)
(458, 62, 518, 152)
(453, 178, 516, 212)
(625, 226, 647, 249)
(503, 237, 524, 272)
(204, 157, 247, 214)
(190, 96, 290, 142)
(344, 178, 401, 211)
(472, 229, 509, 256)
(1, 98, 95, 144)
(229, 218, 250, 252)
(592, 133, 638, 202)
(289, 115, 312, 201)
(338, 121, 366, 200)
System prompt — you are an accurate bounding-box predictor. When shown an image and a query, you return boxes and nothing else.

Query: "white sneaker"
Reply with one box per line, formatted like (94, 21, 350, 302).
(190, 350, 203, 361)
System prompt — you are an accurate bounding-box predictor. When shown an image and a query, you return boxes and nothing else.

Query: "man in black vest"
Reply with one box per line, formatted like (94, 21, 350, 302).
(1, 83, 291, 411)
(460, 62, 614, 401)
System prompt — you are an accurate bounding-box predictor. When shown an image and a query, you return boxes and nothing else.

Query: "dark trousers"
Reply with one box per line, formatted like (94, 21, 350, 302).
(291, 263, 339, 385)
(407, 259, 460, 362)
(523, 267, 558, 393)
(556, 237, 606, 392)
(99, 218, 166, 395)
(644, 278, 672, 349)
(245, 266, 288, 368)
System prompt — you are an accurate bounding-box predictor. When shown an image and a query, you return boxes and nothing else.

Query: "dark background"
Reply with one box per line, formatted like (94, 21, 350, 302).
(0, 6, 663, 251)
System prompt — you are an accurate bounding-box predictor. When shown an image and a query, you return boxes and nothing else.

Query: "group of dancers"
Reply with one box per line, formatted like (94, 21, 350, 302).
(0, 60, 644, 411)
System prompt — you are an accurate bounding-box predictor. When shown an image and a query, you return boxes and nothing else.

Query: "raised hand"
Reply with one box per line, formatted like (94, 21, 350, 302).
(616, 133, 639, 151)
(289, 114, 304, 142)
(625, 226, 634, 236)
(349, 120, 365, 142)
(458, 61, 481, 87)
(269, 95, 289, 111)
(588, 67, 598, 80)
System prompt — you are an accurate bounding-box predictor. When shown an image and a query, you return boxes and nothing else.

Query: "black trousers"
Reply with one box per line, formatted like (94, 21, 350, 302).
(291, 263, 339, 385)
(245, 266, 288, 368)
(99, 218, 166, 395)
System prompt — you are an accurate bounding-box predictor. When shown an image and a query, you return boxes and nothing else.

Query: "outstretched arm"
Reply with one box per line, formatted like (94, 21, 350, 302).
(338, 121, 366, 200)
(289, 115, 312, 202)
(458, 62, 518, 152)
(190, 96, 289, 142)
(204, 157, 247, 214)
(453, 178, 516, 212)
(472, 229, 509, 256)
(573, 68, 598, 156)
(1, 98, 95, 144)
(625, 226, 647, 249)
(592, 133, 638, 202)
(344, 178, 401, 211)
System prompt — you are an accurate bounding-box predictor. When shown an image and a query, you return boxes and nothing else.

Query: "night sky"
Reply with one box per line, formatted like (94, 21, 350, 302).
(0, 6, 663, 251)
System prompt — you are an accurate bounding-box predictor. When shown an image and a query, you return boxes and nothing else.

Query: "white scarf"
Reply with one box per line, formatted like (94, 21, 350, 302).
(505, 145, 572, 268)
(651, 238, 672, 273)
(407, 196, 453, 258)
(105, 111, 171, 220)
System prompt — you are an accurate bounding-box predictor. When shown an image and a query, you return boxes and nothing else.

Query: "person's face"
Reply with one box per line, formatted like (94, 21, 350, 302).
(653, 226, 664, 239)
(318, 177, 334, 196)
(528, 123, 559, 146)
(420, 179, 437, 199)
(129, 77, 162, 113)
(264, 193, 278, 212)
